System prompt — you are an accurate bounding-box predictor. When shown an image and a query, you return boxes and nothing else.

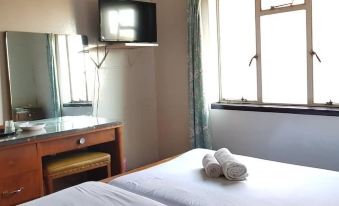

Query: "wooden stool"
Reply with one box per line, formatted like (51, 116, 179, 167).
(44, 152, 111, 194)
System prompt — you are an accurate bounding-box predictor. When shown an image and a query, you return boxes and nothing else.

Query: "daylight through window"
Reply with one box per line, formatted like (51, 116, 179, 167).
(215, 0, 339, 107)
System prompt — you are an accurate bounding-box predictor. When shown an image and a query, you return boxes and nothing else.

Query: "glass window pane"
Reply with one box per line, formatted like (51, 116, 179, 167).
(261, 11, 307, 104)
(56, 35, 71, 104)
(313, 0, 339, 104)
(56, 35, 91, 103)
(67, 36, 88, 102)
(261, 0, 304, 10)
(219, 0, 257, 101)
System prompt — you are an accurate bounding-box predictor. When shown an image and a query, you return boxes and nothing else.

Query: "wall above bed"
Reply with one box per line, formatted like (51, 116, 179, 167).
(211, 109, 339, 172)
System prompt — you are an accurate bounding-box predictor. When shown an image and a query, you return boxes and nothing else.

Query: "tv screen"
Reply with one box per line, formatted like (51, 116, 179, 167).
(99, 0, 157, 43)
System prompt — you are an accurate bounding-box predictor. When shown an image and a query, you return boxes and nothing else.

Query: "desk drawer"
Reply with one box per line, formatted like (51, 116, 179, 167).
(0, 170, 41, 206)
(38, 129, 115, 156)
(0, 144, 39, 177)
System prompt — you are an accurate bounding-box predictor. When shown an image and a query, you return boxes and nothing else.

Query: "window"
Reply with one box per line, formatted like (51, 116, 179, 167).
(313, 0, 339, 104)
(56, 35, 95, 105)
(215, 0, 339, 107)
(261, 10, 307, 104)
(219, 0, 257, 102)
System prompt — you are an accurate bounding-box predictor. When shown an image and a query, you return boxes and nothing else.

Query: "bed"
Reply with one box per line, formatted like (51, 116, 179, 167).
(22, 149, 339, 206)
(21, 182, 165, 206)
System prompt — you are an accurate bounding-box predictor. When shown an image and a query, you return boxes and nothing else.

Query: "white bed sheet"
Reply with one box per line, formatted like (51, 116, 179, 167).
(110, 149, 339, 206)
(21, 182, 166, 206)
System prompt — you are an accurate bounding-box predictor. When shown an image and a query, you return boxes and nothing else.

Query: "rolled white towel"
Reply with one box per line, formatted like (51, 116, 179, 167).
(202, 154, 222, 178)
(214, 148, 248, 181)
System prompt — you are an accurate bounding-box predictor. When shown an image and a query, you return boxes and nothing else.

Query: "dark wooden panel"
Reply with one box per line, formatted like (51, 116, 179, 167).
(0, 144, 39, 177)
(0, 170, 41, 206)
(38, 129, 115, 156)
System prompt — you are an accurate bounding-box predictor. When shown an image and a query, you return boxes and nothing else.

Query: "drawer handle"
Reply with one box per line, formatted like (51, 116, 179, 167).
(78, 137, 86, 145)
(2, 187, 24, 198)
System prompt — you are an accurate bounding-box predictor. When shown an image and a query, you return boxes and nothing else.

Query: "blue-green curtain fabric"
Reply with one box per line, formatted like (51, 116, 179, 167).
(188, 0, 212, 149)
(47, 34, 62, 117)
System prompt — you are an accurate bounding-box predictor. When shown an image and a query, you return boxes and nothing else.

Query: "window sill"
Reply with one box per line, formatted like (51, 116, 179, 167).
(63, 102, 92, 107)
(211, 103, 339, 117)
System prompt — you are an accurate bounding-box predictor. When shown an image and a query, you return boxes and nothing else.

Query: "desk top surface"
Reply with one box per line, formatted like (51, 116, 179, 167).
(0, 116, 122, 147)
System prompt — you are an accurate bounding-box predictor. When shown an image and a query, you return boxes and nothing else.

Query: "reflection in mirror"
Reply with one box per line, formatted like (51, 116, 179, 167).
(55, 35, 95, 109)
(6, 32, 93, 121)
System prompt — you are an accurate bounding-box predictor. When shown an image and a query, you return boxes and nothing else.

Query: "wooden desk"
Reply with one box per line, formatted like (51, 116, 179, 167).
(0, 116, 124, 206)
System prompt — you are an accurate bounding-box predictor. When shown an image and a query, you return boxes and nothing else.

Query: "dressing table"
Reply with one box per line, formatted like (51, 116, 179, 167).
(0, 116, 124, 206)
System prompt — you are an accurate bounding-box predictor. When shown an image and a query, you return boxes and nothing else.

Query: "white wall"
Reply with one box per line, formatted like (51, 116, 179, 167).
(62, 106, 92, 116)
(96, 48, 159, 169)
(211, 109, 339, 171)
(0, 0, 159, 170)
(6, 32, 39, 108)
(153, 0, 191, 158)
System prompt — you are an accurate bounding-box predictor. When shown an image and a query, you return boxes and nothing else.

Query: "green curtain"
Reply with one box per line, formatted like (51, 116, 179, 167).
(188, 0, 212, 149)
(47, 34, 62, 117)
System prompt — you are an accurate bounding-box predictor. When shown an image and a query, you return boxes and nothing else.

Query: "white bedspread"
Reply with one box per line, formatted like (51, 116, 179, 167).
(110, 149, 339, 206)
(21, 182, 166, 206)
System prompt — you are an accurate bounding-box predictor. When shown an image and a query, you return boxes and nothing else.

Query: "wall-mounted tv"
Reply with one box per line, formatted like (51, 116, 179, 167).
(99, 0, 157, 43)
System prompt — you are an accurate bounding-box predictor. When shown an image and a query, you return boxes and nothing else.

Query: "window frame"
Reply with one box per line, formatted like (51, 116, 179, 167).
(216, 0, 336, 108)
(55, 35, 92, 105)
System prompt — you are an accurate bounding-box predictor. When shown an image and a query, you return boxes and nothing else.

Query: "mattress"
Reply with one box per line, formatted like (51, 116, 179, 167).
(21, 181, 166, 206)
(110, 148, 339, 206)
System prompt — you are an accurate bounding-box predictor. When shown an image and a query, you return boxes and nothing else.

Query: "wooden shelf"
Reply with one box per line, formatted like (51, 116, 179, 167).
(82, 42, 158, 52)
(111, 42, 159, 49)
(80, 42, 158, 69)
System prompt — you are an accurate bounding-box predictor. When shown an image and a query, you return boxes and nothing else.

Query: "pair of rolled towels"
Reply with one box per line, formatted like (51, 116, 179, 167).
(202, 148, 248, 181)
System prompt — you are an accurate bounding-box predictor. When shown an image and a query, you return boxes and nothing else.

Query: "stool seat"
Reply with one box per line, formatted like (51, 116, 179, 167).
(45, 152, 111, 178)
(44, 152, 111, 194)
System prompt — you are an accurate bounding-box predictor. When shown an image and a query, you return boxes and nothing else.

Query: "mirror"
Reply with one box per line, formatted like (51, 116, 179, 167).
(6, 31, 94, 121)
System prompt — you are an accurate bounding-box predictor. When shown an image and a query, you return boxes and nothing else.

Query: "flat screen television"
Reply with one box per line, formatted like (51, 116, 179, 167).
(99, 0, 157, 43)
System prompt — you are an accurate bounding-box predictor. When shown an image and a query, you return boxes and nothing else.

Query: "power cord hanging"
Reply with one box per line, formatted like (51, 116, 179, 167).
(89, 44, 111, 117)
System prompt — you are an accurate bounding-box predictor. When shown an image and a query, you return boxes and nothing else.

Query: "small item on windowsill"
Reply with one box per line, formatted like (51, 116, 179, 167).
(326, 100, 334, 106)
